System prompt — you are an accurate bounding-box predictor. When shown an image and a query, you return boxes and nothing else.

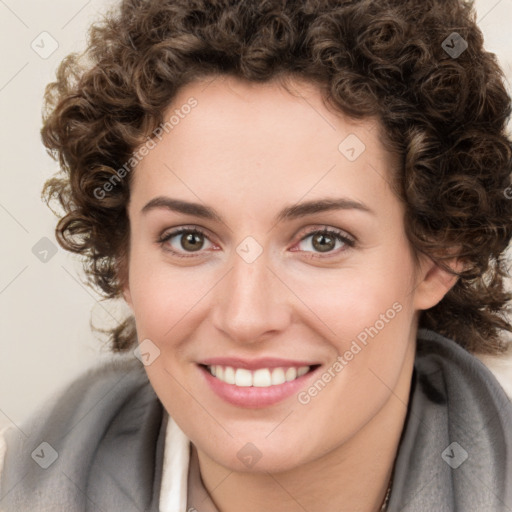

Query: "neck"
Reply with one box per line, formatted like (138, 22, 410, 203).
(196, 341, 415, 512)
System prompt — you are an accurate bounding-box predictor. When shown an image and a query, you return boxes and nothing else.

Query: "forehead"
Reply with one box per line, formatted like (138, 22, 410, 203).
(130, 75, 400, 217)
(163, 74, 380, 155)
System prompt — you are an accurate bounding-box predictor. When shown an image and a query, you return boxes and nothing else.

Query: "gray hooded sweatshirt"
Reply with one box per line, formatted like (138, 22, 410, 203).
(0, 328, 511, 511)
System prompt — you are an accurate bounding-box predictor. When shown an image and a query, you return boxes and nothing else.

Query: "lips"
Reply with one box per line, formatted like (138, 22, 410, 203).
(199, 357, 319, 370)
(198, 357, 321, 408)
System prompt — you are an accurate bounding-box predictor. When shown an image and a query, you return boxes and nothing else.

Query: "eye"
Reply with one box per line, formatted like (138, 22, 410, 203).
(292, 227, 355, 257)
(158, 227, 215, 258)
(157, 225, 355, 259)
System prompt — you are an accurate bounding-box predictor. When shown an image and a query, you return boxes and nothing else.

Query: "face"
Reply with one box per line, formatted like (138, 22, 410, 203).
(123, 75, 453, 473)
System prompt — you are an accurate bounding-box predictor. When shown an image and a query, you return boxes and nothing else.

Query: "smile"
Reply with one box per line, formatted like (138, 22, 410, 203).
(206, 365, 311, 387)
(198, 360, 321, 408)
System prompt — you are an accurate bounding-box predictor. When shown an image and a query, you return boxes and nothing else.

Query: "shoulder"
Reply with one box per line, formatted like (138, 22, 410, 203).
(0, 356, 163, 510)
(415, 328, 512, 402)
(0, 354, 151, 449)
(474, 351, 512, 399)
(389, 329, 512, 511)
(413, 328, 512, 429)
(1, 355, 151, 443)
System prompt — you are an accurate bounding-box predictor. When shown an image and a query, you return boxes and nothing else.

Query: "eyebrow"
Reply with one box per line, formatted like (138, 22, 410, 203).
(141, 196, 374, 223)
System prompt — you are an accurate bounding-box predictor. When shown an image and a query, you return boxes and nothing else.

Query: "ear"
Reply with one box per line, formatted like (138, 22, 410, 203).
(413, 255, 463, 311)
(122, 284, 133, 309)
(116, 253, 133, 309)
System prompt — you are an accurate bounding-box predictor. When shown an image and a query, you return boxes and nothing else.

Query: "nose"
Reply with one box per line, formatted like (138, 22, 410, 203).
(211, 249, 291, 345)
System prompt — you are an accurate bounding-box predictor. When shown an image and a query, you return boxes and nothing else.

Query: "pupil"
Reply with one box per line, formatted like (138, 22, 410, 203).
(183, 233, 203, 251)
(313, 233, 334, 253)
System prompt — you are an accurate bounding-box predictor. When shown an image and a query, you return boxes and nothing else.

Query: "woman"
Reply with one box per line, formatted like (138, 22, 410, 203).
(1, 0, 511, 510)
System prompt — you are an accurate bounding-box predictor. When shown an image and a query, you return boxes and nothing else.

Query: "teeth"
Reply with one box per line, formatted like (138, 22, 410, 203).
(223, 366, 235, 384)
(285, 367, 297, 382)
(235, 368, 252, 387)
(271, 368, 286, 385)
(253, 369, 271, 387)
(207, 365, 311, 387)
(297, 366, 309, 377)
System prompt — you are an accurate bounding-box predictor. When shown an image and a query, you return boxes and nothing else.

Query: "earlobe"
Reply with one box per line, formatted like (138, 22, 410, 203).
(413, 257, 462, 311)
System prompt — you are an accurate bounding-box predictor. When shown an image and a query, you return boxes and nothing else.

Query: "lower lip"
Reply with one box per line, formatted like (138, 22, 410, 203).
(198, 365, 320, 409)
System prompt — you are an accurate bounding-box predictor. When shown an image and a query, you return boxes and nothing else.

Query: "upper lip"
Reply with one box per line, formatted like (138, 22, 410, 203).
(199, 357, 320, 370)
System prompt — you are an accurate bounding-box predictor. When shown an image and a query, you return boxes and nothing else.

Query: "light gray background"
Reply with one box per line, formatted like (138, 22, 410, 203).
(1, 0, 512, 431)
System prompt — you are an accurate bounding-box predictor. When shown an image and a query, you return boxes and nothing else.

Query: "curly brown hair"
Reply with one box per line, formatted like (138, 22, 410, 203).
(41, 0, 512, 355)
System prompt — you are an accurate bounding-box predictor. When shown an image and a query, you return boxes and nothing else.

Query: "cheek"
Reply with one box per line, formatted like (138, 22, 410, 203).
(127, 246, 206, 337)
(289, 268, 415, 452)
(301, 261, 414, 345)
(295, 247, 417, 399)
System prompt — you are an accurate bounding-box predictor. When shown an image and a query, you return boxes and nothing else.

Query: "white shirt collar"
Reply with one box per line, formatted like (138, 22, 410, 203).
(159, 415, 192, 512)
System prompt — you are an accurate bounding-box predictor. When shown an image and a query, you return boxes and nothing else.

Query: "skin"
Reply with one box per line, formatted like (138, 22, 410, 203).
(123, 75, 458, 512)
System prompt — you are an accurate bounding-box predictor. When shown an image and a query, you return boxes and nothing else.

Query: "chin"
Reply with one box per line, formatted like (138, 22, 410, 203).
(197, 433, 317, 474)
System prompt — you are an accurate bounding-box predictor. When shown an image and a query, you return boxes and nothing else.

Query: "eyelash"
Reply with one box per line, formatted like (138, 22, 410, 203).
(157, 226, 356, 259)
